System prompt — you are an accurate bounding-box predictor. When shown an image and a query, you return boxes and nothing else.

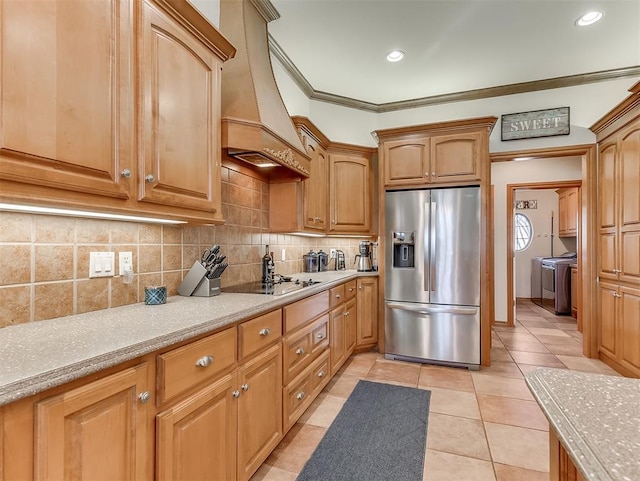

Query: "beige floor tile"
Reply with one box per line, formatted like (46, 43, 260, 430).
(427, 387, 481, 419)
(477, 394, 548, 431)
(426, 413, 491, 461)
(496, 331, 539, 343)
(366, 359, 421, 386)
(528, 327, 571, 338)
(298, 393, 346, 428)
(423, 450, 496, 481)
(494, 463, 549, 481)
(491, 347, 514, 362)
(337, 354, 377, 377)
(324, 373, 360, 398)
(249, 463, 298, 481)
(492, 337, 506, 348)
(478, 361, 524, 379)
(501, 339, 551, 353)
(517, 364, 566, 375)
(509, 351, 566, 368)
(518, 319, 556, 329)
(556, 355, 621, 375)
(419, 364, 475, 392)
(264, 424, 326, 473)
(484, 422, 549, 472)
(472, 373, 534, 401)
(541, 340, 584, 356)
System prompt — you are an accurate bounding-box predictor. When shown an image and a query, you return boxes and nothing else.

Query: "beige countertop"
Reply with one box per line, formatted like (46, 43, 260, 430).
(525, 368, 640, 481)
(0, 270, 377, 406)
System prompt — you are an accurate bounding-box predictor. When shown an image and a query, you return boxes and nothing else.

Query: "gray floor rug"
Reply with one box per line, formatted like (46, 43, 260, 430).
(296, 380, 431, 481)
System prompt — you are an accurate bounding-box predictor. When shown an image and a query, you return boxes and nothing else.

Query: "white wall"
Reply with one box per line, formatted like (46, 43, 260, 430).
(514, 189, 577, 298)
(189, 0, 220, 27)
(492, 158, 581, 320)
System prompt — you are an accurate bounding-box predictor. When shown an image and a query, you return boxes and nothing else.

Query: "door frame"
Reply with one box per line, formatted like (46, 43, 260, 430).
(491, 144, 598, 358)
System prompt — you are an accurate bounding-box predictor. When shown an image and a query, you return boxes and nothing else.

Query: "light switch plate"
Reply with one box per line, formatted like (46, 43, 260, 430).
(89, 252, 115, 278)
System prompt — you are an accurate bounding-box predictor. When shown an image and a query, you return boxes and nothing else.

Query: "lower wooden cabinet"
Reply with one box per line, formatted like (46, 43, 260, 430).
(330, 286, 357, 376)
(356, 277, 378, 349)
(34, 363, 152, 481)
(549, 429, 585, 481)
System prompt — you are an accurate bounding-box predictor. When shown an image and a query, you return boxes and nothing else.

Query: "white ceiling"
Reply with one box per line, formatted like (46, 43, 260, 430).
(268, 0, 640, 108)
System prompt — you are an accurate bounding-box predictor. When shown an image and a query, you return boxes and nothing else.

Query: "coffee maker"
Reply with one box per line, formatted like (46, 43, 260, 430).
(354, 241, 373, 272)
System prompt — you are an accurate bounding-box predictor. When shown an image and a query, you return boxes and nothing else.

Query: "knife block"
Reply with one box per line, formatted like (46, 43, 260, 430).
(178, 261, 221, 297)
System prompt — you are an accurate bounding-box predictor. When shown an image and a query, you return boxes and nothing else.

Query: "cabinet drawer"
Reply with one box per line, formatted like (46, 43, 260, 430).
(238, 309, 282, 361)
(344, 280, 357, 300)
(329, 284, 345, 308)
(157, 327, 237, 404)
(283, 350, 330, 432)
(283, 314, 329, 384)
(284, 291, 329, 333)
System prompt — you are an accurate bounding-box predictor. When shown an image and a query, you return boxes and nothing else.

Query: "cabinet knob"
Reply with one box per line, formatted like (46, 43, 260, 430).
(613, 292, 622, 298)
(359, 286, 363, 290)
(121, 169, 131, 178)
(296, 347, 305, 356)
(343, 311, 348, 317)
(296, 391, 306, 400)
(259, 328, 271, 337)
(145, 174, 155, 183)
(432, 172, 436, 177)
(138, 391, 151, 404)
(332, 220, 336, 224)
(425, 172, 429, 177)
(317, 370, 325, 378)
(335, 294, 341, 299)
(232, 390, 241, 398)
(241, 383, 249, 391)
(317, 333, 325, 340)
(195, 355, 214, 367)
(349, 287, 354, 292)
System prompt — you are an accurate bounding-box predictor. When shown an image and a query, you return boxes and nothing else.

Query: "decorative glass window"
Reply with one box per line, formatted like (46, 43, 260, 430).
(514, 213, 533, 251)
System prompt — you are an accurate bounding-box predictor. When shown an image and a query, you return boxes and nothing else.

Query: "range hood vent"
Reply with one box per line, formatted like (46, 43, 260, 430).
(219, 0, 310, 178)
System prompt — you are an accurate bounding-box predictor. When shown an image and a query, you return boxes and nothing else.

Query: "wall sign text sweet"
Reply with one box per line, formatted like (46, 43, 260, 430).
(501, 107, 570, 141)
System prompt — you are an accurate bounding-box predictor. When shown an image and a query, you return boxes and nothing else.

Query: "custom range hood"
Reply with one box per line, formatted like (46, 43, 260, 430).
(219, 0, 310, 180)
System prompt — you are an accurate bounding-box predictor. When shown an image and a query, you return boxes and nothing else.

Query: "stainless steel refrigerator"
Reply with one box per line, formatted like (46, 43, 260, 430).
(385, 187, 481, 369)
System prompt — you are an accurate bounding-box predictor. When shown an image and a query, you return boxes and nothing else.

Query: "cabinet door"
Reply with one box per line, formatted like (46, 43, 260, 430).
(430, 132, 482, 183)
(329, 153, 370, 233)
(558, 190, 568, 236)
(156, 373, 237, 481)
(357, 277, 378, 347)
(329, 306, 346, 375)
(139, 0, 223, 217)
(383, 139, 429, 186)
(237, 344, 282, 481)
(619, 285, 640, 376)
(345, 297, 357, 355)
(598, 282, 618, 359)
(620, 126, 640, 229)
(0, 0, 133, 201)
(598, 142, 618, 230)
(566, 188, 578, 235)
(303, 139, 329, 231)
(34, 363, 150, 481)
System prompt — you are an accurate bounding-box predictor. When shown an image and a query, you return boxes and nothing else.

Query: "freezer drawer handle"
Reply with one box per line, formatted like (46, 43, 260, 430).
(386, 302, 477, 316)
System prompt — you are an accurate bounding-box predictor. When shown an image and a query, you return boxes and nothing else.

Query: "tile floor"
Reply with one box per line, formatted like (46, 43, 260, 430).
(250, 300, 619, 481)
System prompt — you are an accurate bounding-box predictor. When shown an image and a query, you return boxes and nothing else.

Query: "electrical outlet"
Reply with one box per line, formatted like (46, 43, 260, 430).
(281, 248, 286, 261)
(330, 248, 336, 258)
(119, 251, 133, 275)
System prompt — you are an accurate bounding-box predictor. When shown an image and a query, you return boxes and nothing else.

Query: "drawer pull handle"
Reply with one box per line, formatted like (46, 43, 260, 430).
(121, 168, 131, 178)
(145, 174, 155, 183)
(317, 371, 325, 378)
(335, 294, 341, 299)
(232, 390, 241, 399)
(349, 287, 354, 292)
(242, 383, 249, 391)
(316, 333, 325, 340)
(259, 328, 271, 336)
(138, 391, 151, 404)
(195, 355, 214, 367)
(296, 347, 305, 356)
(296, 391, 306, 400)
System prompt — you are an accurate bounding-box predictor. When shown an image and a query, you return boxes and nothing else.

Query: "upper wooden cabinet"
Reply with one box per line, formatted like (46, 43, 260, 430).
(376, 118, 495, 188)
(0, 0, 235, 223)
(270, 117, 375, 235)
(557, 187, 579, 237)
(328, 147, 372, 233)
(591, 80, 640, 377)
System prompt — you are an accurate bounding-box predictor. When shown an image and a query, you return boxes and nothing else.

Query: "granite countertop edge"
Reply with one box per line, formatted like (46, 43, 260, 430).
(0, 270, 375, 406)
(525, 368, 611, 481)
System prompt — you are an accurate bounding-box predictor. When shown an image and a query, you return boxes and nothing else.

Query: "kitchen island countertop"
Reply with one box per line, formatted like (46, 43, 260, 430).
(0, 269, 377, 406)
(525, 368, 640, 481)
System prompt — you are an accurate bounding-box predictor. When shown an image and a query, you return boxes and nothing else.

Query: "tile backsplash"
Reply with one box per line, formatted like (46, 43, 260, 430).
(0, 167, 370, 328)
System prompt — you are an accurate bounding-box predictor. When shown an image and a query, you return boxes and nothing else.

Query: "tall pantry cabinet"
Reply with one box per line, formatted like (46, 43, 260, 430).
(591, 80, 640, 378)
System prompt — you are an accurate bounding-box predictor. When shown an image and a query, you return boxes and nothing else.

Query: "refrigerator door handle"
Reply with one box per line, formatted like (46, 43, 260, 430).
(386, 302, 478, 316)
(430, 200, 437, 292)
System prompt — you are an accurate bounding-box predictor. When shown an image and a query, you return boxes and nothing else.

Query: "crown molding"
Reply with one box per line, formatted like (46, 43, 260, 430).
(268, 35, 640, 114)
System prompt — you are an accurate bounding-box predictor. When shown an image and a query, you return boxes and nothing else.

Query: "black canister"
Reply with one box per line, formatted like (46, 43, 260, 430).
(317, 250, 328, 271)
(303, 250, 319, 273)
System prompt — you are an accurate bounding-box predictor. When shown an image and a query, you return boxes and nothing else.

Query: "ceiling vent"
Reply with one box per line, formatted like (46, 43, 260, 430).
(219, 0, 310, 179)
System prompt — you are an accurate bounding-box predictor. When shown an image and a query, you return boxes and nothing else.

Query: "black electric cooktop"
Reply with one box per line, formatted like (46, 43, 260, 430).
(224, 278, 322, 296)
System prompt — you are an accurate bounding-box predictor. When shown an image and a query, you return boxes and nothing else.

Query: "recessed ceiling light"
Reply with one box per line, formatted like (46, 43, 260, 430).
(576, 11, 603, 27)
(386, 50, 405, 62)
